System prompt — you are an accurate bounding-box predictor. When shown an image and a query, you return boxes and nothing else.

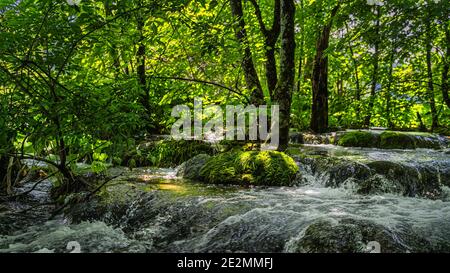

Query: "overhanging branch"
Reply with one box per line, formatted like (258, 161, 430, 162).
(149, 75, 250, 103)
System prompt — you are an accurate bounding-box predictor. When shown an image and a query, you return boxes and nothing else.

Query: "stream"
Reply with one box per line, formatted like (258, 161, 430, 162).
(1, 144, 450, 253)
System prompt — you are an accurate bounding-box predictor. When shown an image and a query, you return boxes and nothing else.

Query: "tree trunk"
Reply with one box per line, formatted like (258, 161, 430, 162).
(364, 6, 381, 127)
(417, 112, 427, 132)
(136, 7, 152, 131)
(296, 0, 305, 95)
(265, 46, 278, 100)
(345, 23, 361, 123)
(385, 49, 395, 128)
(274, 0, 295, 151)
(104, 1, 122, 77)
(442, 27, 450, 108)
(248, 0, 280, 100)
(426, 20, 438, 131)
(230, 0, 265, 105)
(310, 5, 339, 133)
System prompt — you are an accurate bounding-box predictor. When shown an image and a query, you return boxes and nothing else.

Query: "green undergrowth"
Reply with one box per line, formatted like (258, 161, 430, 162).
(199, 150, 299, 186)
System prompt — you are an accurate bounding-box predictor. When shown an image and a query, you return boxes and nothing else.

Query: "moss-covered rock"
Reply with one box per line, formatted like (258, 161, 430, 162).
(177, 154, 211, 180)
(199, 150, 299, 186)
(295, 151, 444, 198)
(294, 154, 371, 187)
(361, 161, 442, 198)
(289, 132, 304, 144)
(414, 136, 442, 149)
(337, 131, 379, 148)
(216, 140, 261, 153)
(290, 218, 433, 253)
(336, 130, 447, 149)
(379, 131, 416, 149)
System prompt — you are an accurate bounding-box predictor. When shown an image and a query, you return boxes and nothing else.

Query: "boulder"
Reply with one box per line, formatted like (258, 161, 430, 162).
(199, 150, 299, 186)
(177, 154, 211, 180)
(290, 218, 433, 253)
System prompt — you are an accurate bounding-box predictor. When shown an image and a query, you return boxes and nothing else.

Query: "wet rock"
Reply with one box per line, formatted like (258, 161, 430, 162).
(0, 221, 145, 253)
(297, 155, 444, 198)
(336, 130, 447, 150)
(439, 164, 450, 187)
(326, 161, 372, 188)
(364, 161, 442, 198)
(414, 135, 442, 149)
(379, 131, 416, 149)
(289, 132, 304, 144)
(177, 154, 211, 180)
(302, 133, 336, 145)
(289, 218, 434, 253)
(296, 156, 371, 187)
(357, 174, 403, 195)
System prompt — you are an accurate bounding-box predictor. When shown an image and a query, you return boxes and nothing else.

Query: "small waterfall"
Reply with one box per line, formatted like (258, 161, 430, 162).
(292, 144, 450, 198)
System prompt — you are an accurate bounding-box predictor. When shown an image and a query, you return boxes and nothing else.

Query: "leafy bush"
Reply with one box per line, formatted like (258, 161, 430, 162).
(138, 140, 216, 168)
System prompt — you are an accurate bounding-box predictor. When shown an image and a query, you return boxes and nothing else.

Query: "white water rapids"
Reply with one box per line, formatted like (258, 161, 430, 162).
(1, 145, 449, 253)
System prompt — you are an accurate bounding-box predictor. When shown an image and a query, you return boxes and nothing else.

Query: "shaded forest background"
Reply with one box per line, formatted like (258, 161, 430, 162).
(1, 0, 449, 190)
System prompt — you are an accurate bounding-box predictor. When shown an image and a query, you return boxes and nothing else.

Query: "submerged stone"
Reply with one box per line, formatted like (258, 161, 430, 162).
(0, 221, 144, 253)
(295, 150, 445, 198)
(289, 218, 434, 253)
(363, 161, 442, 198)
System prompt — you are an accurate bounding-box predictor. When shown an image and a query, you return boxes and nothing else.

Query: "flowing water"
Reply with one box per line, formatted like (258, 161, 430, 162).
(1, 145, 450, 253)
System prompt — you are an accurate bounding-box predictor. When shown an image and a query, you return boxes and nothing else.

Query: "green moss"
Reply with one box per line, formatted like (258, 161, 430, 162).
(292, 218, 431, 253)
(199, 150, 299, 186)
(337, 131, 378, 148)
(379, 131, 416, 149)
(216, 140, 259, 152)
(336, 130, 443, 149)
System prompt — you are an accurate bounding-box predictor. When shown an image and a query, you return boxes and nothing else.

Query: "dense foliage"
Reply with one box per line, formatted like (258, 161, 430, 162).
(0, 0, 449, 194)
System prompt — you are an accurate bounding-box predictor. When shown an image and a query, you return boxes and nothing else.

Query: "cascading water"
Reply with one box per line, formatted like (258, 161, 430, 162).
(1, 144, 450, 253)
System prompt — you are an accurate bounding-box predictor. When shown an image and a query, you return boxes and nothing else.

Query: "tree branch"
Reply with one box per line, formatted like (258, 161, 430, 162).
(149, 75, 250, 103)
(248, 0, 268, 35)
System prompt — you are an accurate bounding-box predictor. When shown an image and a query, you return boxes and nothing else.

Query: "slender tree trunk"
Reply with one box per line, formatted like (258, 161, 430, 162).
(49, 81, 75, 188)
(296, 0, 305, 95)
(417, 112, 427, 132)
(364, 6, 380, 127)
(345, 23, 361, 123)
(442, 27, 450, 108)
(136, 6, 152, 131)
(274, 0, 295, 151)
(310, 5, 339, 133)
(385, 50, 395, 129)
(248, 0, 280, 99)
(230, 0, 265, 105)
(425, 20, 438, 131)
(104, 1, 121, 77)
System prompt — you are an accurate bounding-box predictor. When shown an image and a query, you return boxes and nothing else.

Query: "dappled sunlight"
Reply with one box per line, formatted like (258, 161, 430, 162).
(157, 183, 187, 194)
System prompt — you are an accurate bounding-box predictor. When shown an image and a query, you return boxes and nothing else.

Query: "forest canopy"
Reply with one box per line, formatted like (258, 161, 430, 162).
(0, 0, 449, 190)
